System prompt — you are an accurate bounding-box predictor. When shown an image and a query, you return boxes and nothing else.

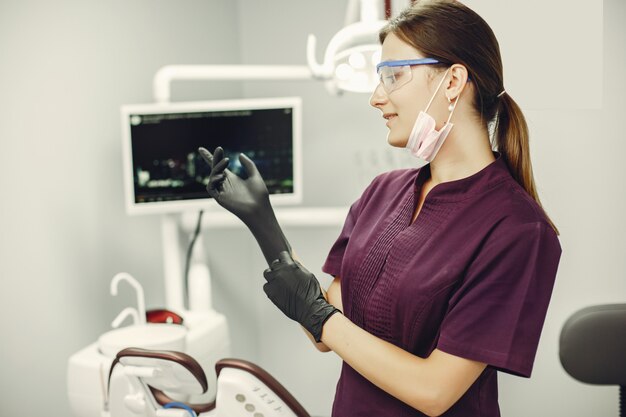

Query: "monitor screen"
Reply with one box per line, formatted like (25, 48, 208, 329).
(121, 97, 302, 215)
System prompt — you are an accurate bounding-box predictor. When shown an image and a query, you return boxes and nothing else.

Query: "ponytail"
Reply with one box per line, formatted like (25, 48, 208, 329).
(494, 94, 559, 235)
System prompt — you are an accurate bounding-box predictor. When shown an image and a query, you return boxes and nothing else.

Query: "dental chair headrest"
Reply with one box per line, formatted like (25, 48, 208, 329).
(111, 347, 208, 394)
(108, 349, 312, 417)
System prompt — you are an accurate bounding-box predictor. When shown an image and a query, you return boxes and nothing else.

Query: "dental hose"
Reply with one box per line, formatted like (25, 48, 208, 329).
(163, 401, 197, 417)
(184, 210, 204, 310)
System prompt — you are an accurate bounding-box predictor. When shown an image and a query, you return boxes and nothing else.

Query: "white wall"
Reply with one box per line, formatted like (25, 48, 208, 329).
(0, 1, 624, 417)
(497, 1, 626, 415)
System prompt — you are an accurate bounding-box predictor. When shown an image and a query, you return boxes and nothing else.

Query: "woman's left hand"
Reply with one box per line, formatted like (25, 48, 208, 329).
(263, 251, 341, 342)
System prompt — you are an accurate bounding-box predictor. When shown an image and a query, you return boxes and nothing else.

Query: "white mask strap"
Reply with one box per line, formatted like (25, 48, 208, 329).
(424, 67, 451, 113)
(446, 85, 462, 124)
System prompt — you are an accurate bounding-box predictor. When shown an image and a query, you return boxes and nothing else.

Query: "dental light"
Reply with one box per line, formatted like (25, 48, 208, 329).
(307, 0, 387, 94)
(153, 1, 392, 101)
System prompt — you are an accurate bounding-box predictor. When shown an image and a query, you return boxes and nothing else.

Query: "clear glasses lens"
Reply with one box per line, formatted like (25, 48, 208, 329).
(378, 65, 412, 93)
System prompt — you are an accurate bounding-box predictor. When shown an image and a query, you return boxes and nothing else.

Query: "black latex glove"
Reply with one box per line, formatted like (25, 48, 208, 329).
(263, 251, 342, 343)
(198, 146, 291, 265)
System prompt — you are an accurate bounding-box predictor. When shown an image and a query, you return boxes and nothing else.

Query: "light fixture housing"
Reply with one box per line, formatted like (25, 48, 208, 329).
(307, 0, 387, 95)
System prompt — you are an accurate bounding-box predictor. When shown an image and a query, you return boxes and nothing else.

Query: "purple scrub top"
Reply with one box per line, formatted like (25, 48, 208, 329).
(322, 154, 561, 417)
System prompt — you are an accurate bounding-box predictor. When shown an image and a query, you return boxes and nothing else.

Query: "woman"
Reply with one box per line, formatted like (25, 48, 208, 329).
(199, 1, 561, 416)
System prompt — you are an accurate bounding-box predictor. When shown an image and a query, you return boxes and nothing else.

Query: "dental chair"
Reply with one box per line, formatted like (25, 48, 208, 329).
(559, 303, 626, 416)
(68, 272, 319, 417)
(107, 347, 311, 417)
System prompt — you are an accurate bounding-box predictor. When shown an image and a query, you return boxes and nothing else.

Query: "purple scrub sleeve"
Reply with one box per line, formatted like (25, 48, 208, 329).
(321, 154, 561, 417)
(437, 220, 561, 378)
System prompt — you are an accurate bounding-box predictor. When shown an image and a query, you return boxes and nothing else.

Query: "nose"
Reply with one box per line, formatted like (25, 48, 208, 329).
(369, 82, 388, 109)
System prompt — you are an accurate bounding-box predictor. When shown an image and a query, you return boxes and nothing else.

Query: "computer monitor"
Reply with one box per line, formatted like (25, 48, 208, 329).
(121, 97, 302, 215)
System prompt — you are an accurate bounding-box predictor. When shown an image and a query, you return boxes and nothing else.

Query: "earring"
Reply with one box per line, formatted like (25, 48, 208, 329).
(448, 99, 455, 112)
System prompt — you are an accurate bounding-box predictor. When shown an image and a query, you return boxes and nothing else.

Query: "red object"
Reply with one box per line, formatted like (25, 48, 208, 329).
(146, 309, 184, 325)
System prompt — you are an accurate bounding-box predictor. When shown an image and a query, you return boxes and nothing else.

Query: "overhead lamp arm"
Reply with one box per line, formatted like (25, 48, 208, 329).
(152, 65, 313, 103)
(345, 0, 360, 27)
(360, 0, 382, 22)
(346, 0, 390, 25)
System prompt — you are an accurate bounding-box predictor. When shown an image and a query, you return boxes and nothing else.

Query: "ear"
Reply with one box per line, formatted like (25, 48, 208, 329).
(445, 64, 470, 102)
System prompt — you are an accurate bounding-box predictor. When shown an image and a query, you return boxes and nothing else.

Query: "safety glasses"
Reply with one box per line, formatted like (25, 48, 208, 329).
(375, 58, 442, 93)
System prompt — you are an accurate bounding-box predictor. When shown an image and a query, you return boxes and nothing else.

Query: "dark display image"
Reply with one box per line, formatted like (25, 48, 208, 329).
(129, 108, 294, 204)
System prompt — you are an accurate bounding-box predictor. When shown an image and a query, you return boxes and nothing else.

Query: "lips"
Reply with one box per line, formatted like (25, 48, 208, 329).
(383, 113, 398, 127)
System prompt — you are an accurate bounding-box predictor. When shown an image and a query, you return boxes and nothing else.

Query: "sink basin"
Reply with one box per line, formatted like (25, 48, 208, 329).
(98, 323, 187, 358)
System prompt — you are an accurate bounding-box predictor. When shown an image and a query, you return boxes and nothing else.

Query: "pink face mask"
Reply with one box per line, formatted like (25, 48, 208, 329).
(405, 68, 460, 167)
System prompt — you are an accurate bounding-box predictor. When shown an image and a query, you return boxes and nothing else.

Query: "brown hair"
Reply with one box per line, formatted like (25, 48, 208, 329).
(380, 0, 558, 234)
